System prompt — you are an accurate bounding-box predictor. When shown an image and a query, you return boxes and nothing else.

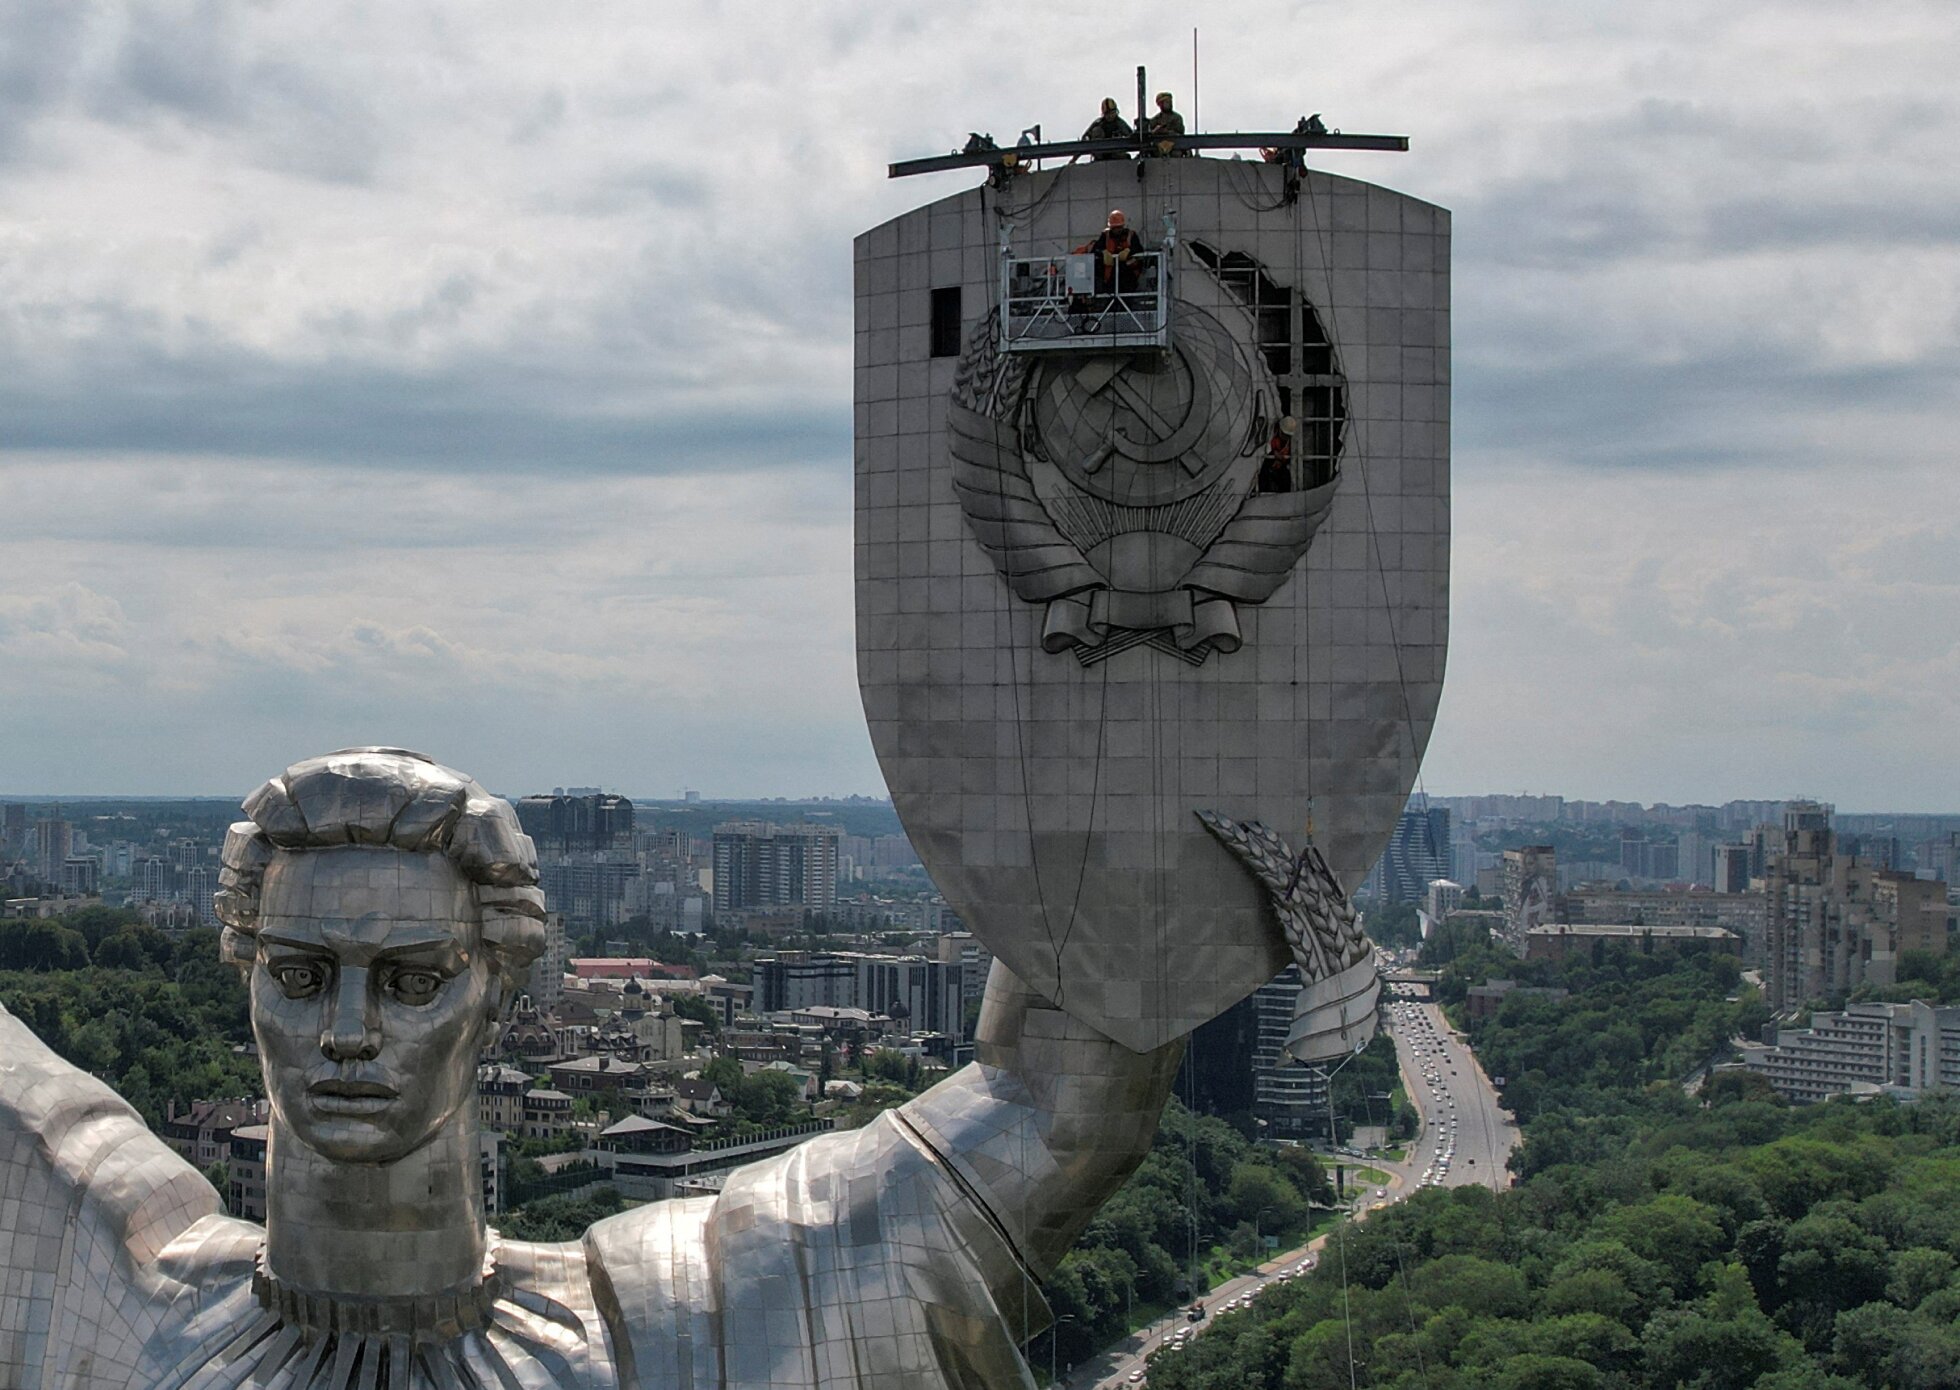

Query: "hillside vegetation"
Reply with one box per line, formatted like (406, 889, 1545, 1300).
(1143, 942, 1960, 1390)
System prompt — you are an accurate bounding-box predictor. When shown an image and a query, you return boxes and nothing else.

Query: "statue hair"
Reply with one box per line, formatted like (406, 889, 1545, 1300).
(214, 748, 547, 1007)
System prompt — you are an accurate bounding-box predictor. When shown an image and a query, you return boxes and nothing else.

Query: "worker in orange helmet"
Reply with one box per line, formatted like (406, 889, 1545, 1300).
(1075, 208, 1147, 294)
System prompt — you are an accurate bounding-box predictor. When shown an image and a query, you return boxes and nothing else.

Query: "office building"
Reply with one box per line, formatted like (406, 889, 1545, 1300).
(713, 822, 841, 916)
(754, 950, 969, 1042)
(1250, 966, 1329, 1141)
(1366, 798, 1451, 905)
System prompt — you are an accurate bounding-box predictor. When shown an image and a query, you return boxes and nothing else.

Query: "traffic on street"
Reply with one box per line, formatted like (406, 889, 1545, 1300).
(1080, 974, 1519, 1387)
(1385, 981, 1519, 1193)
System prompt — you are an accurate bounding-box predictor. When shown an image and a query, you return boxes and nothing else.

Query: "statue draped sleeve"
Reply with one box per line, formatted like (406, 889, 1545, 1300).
(583, 965, 1183, 1389)
(0, 1000, 232, 1387)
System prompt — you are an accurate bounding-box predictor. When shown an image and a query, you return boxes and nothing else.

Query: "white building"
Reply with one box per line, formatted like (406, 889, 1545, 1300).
(1740, 1000, 1960, 1103)
(1424, 879, 1464, 922)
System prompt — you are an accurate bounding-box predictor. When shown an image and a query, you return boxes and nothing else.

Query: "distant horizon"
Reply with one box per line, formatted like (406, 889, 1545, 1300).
(5, 788, 1956, 820)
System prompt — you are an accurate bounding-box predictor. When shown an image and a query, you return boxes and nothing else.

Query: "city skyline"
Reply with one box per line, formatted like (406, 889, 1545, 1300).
(1, 3, 1955, 808)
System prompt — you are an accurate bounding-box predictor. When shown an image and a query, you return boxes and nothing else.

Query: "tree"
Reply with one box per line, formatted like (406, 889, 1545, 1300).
(1225, 1162, 1305, 1235)
(701, 1057, 744, 1093)
(1488, 1353, 1602, 1390)
(1885, 1247, 1955, 1310)
(1594, 1195, 1727, 1296)
(669, 993, 722, 1041)
(1641, 1304, 1791, 1390)
(500, 1186, 624, 1242)
(733, 1071, 807, 1129)
(1521, 1313, 1637, 1375)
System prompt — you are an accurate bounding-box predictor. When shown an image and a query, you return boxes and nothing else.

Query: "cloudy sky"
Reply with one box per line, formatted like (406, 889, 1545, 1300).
(1, 1, 1955, 811)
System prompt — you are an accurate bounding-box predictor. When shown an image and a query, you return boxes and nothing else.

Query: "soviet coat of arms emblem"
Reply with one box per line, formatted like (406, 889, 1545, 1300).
(949, 250, 1345, 664)
(854, 161, 1449, 1052)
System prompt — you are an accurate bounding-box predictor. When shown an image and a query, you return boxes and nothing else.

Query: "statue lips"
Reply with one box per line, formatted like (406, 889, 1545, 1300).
(307, 1075, 399, 1116)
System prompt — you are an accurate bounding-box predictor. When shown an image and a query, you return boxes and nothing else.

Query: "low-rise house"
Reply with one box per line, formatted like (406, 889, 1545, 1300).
(521, 1087, 576, 1140)
(549, 1054, 652, 1097)
(159, 1098, 266, 1170)
(478, 1064, 534, 1132)
(672, 1078, 733, 1120)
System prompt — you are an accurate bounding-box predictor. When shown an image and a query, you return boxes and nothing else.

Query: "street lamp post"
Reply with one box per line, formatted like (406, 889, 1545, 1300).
(1050, 1313, 1075, 1387)
(1253, 1205, 1277, 1267)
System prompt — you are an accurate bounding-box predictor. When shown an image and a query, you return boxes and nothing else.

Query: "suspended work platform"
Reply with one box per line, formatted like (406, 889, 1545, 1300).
(999, 246, 1172, 354)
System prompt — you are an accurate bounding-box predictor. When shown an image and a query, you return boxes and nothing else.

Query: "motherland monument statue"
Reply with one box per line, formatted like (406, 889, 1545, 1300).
(1, 117, 1446, 1390)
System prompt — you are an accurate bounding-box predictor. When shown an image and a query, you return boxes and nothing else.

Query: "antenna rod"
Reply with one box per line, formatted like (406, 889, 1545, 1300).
(1192, 29, 1199, 134)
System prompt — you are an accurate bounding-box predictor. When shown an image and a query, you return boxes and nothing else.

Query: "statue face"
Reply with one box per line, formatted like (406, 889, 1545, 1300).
(251, 846, 492, 1164)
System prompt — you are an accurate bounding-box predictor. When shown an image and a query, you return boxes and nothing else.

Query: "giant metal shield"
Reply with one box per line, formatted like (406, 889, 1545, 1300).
(855, 161, 1449, 1052)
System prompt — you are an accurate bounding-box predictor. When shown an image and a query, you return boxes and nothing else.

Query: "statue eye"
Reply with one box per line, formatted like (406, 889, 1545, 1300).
(273, 962, 326, 999)
(387, 969, 444, 1006)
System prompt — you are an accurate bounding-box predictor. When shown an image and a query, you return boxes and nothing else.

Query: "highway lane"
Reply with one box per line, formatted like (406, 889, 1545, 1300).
(1385, 982, 1518, 1193)
(1079, 986, 1518, 1386)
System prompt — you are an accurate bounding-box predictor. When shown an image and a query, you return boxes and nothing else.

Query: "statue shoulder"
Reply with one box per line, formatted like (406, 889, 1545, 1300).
(0, 1000, 224, 1276)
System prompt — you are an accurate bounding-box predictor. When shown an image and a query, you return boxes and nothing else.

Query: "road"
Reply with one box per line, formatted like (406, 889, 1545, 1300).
(1383, 983, 1519, 1194)
(1079, 983, 1518, 1387)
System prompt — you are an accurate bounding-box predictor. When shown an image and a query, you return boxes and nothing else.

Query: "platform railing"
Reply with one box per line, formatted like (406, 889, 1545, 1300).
(999, 247, 1171, 353)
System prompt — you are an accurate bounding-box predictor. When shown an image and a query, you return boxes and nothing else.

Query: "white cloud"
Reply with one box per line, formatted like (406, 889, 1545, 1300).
(0, 0, 1956, 806)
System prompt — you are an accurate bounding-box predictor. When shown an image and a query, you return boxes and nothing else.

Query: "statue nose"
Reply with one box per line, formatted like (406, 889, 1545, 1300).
(320, 967, 380, 1061)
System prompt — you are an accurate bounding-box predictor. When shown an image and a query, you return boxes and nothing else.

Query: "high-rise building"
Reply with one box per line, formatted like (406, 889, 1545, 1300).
(1712, 843, 1753, 894)
(1250, 966, 1330, 1141)
(515, 793, 635, 853)
(181, 864, 213, 922)
(1501, 846, 1558, 949)
(1762, 803, 1951, 1009)
(522, 912, 569, 1013)
(713, 822, 841, 916)
(538, 856, 640, 932)
(32, 815, 72, 883)
(1368, 798, 1450, 905)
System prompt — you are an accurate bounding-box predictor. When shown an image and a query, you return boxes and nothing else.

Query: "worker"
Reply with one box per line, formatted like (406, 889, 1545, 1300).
(1144, 91, 1186, 156)
(1076, 209, 1147, 294)
(1258, 417, 1297, 493)
(1081, 97, 1134, 160)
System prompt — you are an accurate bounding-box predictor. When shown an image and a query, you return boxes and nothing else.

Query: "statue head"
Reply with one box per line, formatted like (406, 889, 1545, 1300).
(215, 749, 545, 1165)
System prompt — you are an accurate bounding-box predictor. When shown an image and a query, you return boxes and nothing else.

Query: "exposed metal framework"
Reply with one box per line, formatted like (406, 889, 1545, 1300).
(890, 130, 1408, 180)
